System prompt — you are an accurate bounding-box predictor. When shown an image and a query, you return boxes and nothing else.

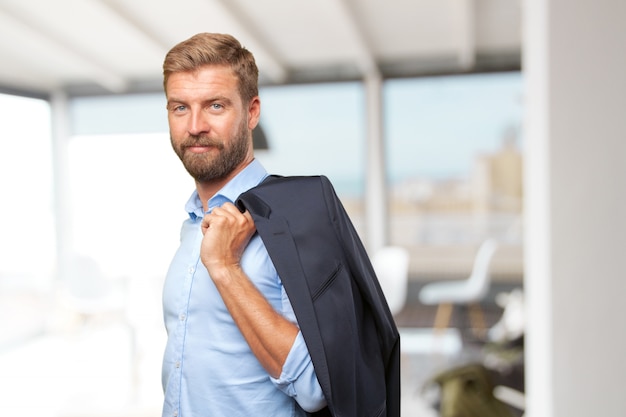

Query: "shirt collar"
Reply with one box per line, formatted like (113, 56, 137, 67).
(184, 159, 268, 220)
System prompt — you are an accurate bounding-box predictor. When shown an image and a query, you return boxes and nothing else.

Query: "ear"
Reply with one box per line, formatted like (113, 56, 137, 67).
(247, 96, 261, 130)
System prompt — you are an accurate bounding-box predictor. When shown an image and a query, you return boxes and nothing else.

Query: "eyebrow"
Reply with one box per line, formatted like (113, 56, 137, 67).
(167, 95, 234, 107)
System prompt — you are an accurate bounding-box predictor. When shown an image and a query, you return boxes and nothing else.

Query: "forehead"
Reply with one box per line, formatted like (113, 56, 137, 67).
(166, 65, 239, 100)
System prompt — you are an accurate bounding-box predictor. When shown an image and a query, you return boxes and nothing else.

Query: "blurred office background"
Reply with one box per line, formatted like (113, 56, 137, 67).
(0, 1, 624, 416)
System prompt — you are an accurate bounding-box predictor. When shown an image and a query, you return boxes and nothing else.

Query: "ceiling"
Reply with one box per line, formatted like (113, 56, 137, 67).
(0, 0, 522, 99)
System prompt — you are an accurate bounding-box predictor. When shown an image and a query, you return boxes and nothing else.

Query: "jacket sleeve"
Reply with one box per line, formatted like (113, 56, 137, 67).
(270, 284, 327, 412)
(319, 176, 401, 417)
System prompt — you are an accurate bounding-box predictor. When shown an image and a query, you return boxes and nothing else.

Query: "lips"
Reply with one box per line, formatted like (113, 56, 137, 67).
(182, 141, 223, 153)
(186, 145, 214, 152)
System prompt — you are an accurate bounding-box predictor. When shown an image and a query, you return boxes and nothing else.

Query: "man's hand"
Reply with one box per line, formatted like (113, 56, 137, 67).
(200, 202, 256, 276)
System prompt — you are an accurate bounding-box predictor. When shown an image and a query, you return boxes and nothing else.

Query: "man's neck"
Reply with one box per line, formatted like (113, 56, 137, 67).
(195, 158, 255, 212)
(196, 180, 229, 213)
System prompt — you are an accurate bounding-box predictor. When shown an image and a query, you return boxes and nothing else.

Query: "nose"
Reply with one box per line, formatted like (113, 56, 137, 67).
(187, 110, 210, 136)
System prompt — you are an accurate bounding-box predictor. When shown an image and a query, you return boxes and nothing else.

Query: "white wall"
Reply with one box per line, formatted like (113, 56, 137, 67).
(524, 1, 626, 416)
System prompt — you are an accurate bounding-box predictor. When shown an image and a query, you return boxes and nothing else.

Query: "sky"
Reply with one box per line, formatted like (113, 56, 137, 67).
(384, 72, 523, 180)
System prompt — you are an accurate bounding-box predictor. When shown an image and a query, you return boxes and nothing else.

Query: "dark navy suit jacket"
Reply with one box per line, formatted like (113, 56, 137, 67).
(237, 175, 400, 417)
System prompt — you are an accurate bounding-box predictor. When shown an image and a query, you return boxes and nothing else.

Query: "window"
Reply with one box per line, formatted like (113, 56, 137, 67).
(385, 72, 524, 280)
(0, 93, 54, 345)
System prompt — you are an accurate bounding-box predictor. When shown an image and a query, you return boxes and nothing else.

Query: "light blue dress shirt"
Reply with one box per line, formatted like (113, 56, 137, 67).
(162, 159, 326, 417)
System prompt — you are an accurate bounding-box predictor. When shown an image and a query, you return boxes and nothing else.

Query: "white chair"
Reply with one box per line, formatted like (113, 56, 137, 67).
(418, 239, 499, 336)
(372, 246, 410, 316)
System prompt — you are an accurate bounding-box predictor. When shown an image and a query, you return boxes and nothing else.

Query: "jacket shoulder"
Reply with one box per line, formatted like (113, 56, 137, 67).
(252, 174, 335, 198)
(237, 174, 337, 219)
(261, 174, 330, 187)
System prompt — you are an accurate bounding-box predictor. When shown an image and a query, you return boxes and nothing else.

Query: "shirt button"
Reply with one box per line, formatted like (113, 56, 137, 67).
(179, 313, 186, 321)
(175, 361, 181, 368)
(188, 266, 195, 274)
(173, 411, 178, 417)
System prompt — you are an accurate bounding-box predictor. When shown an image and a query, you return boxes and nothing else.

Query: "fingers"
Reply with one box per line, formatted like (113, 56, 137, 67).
(241, 208, 253, 224)
(199, 202, 256, 271)
(218, 202, 247, 216)
(201, 202, 254, 235)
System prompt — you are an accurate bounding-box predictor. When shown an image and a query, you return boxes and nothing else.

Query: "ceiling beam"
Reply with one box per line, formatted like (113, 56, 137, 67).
(97, 0, 173, 51)
(211, 0, 288, 83)
(333, 0, 379, 78)
(0, 1, 128, 93)
(458, 0, 477, 69)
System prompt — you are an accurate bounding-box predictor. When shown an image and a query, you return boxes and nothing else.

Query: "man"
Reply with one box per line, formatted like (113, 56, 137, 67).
(161, 33, 399, 417)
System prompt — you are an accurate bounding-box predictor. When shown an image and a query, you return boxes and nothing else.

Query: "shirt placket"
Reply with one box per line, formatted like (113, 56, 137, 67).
(171, 222, 203, 417)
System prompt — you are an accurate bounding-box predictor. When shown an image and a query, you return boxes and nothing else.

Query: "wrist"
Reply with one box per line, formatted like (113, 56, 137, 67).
(205, 261, 241, 282)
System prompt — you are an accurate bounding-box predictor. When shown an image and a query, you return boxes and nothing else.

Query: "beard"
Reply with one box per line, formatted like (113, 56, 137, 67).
(171, 119, 250, 183)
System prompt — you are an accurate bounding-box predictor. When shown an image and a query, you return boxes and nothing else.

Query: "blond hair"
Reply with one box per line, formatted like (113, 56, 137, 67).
(163, 33, 259, 103)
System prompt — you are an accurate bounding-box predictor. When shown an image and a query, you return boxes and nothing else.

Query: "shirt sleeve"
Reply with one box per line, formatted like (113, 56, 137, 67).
(270, 286, 327, 412)
(270, 331, 327, 412)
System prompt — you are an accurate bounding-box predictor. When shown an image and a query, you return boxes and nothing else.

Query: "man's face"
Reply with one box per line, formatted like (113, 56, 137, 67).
(166, 65, 258, 183)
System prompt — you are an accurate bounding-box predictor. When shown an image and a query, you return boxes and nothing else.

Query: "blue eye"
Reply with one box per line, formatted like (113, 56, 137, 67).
(168, 104, 187, 113)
